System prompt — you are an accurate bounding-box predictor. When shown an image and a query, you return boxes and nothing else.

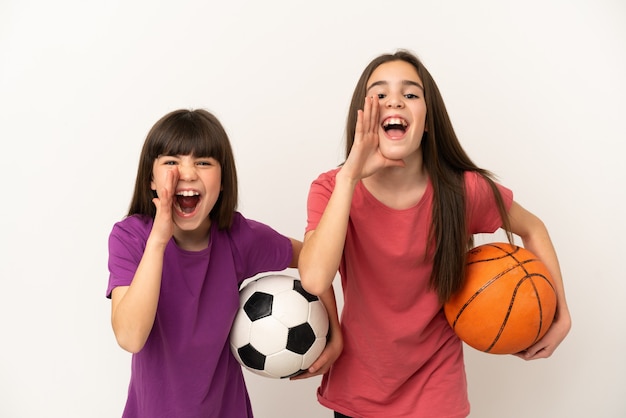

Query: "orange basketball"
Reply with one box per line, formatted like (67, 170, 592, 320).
(444, 243, 557, 354)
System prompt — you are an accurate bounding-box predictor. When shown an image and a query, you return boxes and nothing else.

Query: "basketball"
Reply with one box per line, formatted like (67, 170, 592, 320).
(444, 243, 557, 354)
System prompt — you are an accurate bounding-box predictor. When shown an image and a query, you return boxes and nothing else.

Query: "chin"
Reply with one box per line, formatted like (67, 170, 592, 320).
(174, 216, 207, 230)
(380, 148, 408, 161)
(381, 142, 422, 161)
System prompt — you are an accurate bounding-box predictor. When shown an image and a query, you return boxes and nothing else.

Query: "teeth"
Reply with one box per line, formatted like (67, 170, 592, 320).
(383, 117, 408, 127)
(176, 190, 200, 197)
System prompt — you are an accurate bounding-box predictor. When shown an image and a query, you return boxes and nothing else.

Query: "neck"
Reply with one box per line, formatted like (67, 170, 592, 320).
(362, 155, 428, 210)
(173, 218, 212, 251)
(371, 149, 426, 185)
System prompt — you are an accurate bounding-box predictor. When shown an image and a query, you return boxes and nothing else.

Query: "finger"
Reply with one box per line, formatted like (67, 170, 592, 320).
(368, 95, 379, 133)
(516, 345, 551, 361)
(355, 109, 364, 137)
(363, 96, 377, 134)
(292, 366, 326, 380)
(362, 96, 371, 132)
(155, 169, 179, 213)
(306, 352, 328, 374)
(164, 168, 179, 198)
(290, 370, 314, 380)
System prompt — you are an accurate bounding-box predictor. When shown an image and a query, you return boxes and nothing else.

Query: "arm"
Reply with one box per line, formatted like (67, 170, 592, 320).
(111, 239, 166, 353)
(291, 235, 342, 379)
(299, 96, 403, 295)
(506, 201, 572, 360)
(298, 177, 358, 295)
(288, 238, 302, 269)
(110, 169, 179, 353)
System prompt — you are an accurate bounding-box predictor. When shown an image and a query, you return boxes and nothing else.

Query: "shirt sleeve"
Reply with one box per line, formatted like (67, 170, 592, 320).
(228, 212, 293, 282)
(465, 171, 514, 234)
(305, 169, 338, 233)
(106, 216, 151, 298)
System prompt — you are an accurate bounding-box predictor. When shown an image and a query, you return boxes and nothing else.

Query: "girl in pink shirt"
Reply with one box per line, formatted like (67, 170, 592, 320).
(297, 50, 571, 417)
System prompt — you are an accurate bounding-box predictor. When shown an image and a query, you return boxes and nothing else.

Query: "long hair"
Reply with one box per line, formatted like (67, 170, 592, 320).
(345, 50, 512, 303)
(127, 109, 238, 230)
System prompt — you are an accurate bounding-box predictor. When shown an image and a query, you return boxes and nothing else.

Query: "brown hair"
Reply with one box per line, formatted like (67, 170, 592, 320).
(127, 108, 238, 230)
(345, 50, 512, 303)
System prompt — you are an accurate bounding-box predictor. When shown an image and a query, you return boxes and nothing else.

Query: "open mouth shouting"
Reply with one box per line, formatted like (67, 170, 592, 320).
(175, 189, 201, 216)
(382, 117, 409, 139)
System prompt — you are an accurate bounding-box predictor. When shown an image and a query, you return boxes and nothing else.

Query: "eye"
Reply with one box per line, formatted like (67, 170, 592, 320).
(377, 93, 386, 99)
(196, 158, 217, 167)
(163, 159, 178, 166)
(404, 93, 419, 99)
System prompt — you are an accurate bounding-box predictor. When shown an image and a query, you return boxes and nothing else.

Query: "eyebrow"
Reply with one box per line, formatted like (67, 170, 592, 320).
(366, 80, 424, 93)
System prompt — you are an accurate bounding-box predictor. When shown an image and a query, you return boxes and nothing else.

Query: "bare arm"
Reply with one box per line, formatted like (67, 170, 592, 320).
(299, 96, 403, 295)
(506, 201, 572, 360)
(111, 239, 166, 353)
(110, 168, 178, 353)
(298, 174, 358, 295)
(288, 238, 303, 269)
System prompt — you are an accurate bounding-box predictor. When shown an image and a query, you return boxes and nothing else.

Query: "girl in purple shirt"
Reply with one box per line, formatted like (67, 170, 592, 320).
(107, 109, 313, 417)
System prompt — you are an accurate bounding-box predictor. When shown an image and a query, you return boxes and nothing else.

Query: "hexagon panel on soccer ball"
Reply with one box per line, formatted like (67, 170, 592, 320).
(271, 290, 310, 327)
(308, 300, 330, 338)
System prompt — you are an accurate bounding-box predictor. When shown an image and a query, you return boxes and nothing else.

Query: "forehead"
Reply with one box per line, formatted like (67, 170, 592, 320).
(367, 60, 423, 88)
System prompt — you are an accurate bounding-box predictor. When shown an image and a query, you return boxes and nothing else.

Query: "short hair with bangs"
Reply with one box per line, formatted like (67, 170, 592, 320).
(127, 109, 238, 229)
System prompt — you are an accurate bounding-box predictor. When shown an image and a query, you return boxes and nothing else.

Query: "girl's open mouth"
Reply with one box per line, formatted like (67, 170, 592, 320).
(382, 117, 408, 138)
(175, 190, 200, 215)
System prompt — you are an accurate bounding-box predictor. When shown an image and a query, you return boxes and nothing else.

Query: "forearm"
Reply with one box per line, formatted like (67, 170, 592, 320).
(299, 171, 358, 295)
(288, 238, 303, 268)
(111, 239, 166, 353)
(519, 222, 570, 323)
(508, 205, 572, 359)
(509, 202, 571, 324)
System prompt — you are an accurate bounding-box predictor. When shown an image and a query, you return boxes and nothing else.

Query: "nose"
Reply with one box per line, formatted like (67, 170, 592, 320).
(385, 93, 404, 109)
(177, 163, 197, 181)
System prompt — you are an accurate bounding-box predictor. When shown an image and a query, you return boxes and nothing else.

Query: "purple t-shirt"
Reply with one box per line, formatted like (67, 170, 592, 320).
(107, 212, 292, 418)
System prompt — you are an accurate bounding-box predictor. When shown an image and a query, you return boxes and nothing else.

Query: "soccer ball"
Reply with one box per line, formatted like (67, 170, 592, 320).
(230, 274, 329, 379)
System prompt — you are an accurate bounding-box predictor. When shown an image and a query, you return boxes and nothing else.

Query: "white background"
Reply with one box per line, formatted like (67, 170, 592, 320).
(1, 0, 625, 417)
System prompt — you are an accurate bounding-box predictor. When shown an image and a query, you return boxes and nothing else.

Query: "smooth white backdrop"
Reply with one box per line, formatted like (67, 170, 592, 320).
(1, 1, 624, 417)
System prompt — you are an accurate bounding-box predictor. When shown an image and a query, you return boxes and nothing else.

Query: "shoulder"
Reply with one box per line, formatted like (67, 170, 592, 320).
(463, 170, 488, 189)
(110, 214, 153, 242)
(225, 212, 285, 241)
(311, 167, 341, 187)
(228, 211, 264, 234)
(462, 171, 514, 226)
(221, 212, 292, 276)
(464, 171, 511, 198)
(308, 167, 341, 199)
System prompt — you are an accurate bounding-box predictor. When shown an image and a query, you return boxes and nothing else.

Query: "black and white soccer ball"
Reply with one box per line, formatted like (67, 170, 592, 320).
(230, 274, 329, 379)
